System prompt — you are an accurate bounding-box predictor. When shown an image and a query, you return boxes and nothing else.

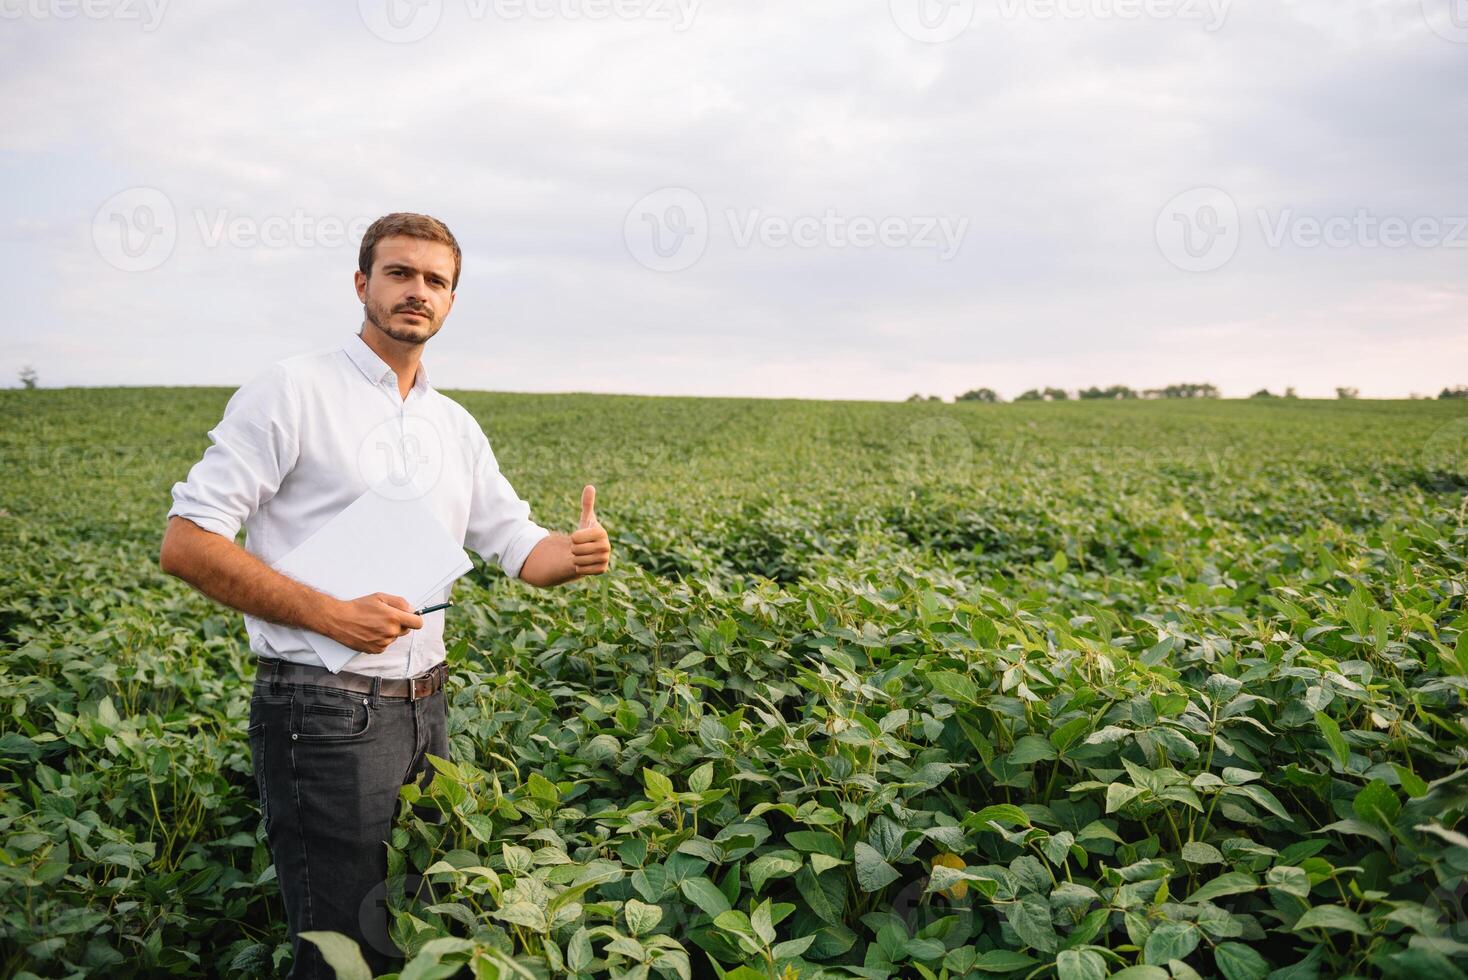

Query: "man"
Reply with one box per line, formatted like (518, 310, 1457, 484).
(158, 212, 612, 977)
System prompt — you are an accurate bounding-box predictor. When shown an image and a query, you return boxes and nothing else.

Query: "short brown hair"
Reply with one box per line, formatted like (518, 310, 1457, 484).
(358, 212, 462, 291)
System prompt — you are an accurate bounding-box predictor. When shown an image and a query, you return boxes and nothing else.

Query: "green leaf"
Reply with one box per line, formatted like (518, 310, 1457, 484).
(771, 935, 816, 961)
(1041, 831, 1075, 867)
(972, 804, 1031, 828)
(1352, 779, 1401, 830)
(906, 937, 947, 961)
(748, 851, 802, 894)
(1294, 904, 1369, 936)
(1187, 872, 1259, 904)
(1314, 711, 1349, 769)
(493, 902, 547, 930)
(624, 898, 662, 937)
(1050, 716, 1091, 753)
(928, 671, 978, 703)
(810, 854, 847, 874)
(1266, 865, 1311, 899)
(972, 949, 1039, 971)
(567, 927, 593, 972)
(722, 969, 771, 980)
(751, 900, 776, 945)
(1143, 921, 1200, 964)
(1008, 734, 1058, 765)
(643, 767, 675, 803)
(1451, 629, 1468, 678)
(1004, 894, 1057, 953)
(1213, 942, 1269, 980)
(680, 877, 731, 918)
(298, 932, 372, 980)
(1181, 842, 1224, 865)
(1106, 783, 1145, 813)
(714, 910, 754, 937)
(1223, 783, 1291, 821)
(689, 761, 714, 794)
(1055, 948, 1107, 980)
(854, 843, 900, 892)
(1393, 765, 1429, 799)
(794, 865, 841, 924)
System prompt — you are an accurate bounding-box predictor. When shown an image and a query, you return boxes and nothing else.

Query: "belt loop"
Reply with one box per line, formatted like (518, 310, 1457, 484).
(369, 675, 381, 708)
(269, 657, 283, 696)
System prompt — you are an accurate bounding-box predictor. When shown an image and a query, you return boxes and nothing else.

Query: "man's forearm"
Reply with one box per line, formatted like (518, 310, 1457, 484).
(159, 516, 340, 634)
(517, 533, 582, 588)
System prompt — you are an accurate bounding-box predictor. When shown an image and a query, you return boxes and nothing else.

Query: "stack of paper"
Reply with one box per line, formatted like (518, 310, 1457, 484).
(270, 477, 474, 673)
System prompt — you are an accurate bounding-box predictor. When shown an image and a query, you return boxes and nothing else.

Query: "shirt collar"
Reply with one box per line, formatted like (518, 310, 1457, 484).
(344, 330, 430, 394)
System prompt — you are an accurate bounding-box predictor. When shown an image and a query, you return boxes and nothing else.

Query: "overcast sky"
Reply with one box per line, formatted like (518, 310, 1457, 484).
(3, 0, 1465, 399)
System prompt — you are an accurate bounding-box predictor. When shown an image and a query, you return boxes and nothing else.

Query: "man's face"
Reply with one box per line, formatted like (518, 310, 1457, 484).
(354, 235, 457, 345)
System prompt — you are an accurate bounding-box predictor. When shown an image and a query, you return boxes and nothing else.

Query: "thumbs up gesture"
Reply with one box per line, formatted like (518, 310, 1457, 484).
(570, 484, 611, 577)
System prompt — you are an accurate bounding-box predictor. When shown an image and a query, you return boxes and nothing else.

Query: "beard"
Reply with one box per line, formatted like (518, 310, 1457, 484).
(364, 292, 439, 346)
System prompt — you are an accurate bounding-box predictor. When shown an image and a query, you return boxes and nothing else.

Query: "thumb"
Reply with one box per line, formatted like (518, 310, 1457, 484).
(579, 484, 597, 529)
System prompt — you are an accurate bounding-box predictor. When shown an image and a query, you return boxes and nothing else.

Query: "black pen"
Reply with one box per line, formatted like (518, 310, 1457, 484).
(413, 600, 454, 616)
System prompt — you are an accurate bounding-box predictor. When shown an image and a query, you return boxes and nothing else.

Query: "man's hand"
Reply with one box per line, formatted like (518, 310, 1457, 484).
(571, 484, 611, 577)
(324, 592, 425, 654)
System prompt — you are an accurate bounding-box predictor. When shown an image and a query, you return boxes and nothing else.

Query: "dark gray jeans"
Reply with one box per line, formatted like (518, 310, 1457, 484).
(248, 663, 448, 978)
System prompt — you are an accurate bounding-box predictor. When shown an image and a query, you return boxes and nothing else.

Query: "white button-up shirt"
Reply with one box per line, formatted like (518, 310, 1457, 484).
(167, 329, 550, 678)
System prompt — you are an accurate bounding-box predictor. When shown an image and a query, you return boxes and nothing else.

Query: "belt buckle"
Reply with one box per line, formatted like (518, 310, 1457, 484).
(408, 662, 443, 702)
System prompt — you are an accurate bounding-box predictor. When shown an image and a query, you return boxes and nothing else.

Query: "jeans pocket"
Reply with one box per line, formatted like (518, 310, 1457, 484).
(290, 689, 374, 741)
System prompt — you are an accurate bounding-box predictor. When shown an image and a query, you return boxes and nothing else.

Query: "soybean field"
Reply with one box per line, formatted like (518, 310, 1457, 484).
(3, 389, 1468, 980)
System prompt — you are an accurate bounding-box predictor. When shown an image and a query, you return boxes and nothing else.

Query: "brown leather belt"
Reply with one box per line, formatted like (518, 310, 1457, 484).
(254, 657, 447, 701)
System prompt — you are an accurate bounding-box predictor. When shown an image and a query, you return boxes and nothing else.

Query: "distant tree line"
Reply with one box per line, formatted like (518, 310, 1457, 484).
(907, 383, 1468, 403)
(932, 382, 1223, 403)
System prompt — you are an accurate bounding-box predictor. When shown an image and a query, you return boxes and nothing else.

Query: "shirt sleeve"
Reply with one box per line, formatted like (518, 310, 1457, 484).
(167, 363, 301, 542)
(462, 425, 551, 580)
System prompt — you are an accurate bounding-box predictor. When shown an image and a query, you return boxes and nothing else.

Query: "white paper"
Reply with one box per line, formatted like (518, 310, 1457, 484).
(270, 476, 473, 672)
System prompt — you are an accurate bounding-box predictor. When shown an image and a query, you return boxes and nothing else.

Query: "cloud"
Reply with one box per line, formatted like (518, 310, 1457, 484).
(2, 0, 1464, 397)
